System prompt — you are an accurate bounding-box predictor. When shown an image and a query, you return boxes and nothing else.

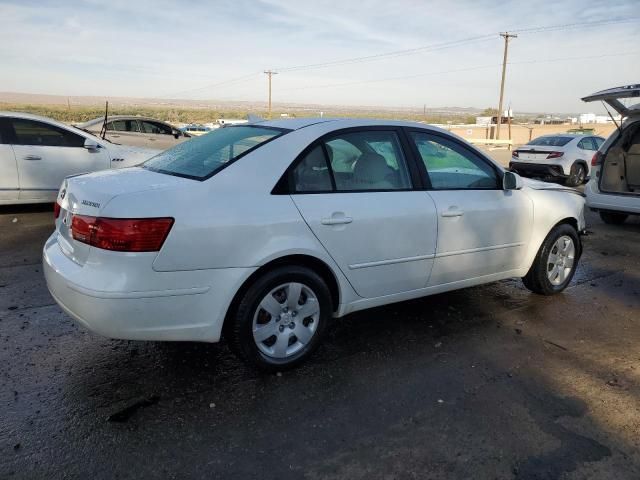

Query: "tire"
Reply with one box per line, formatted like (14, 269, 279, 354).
(599, 211, 628, 225)
(522, 224, 580, 295)
(227, 265, 331, 371)
(565, 163, 586, 187)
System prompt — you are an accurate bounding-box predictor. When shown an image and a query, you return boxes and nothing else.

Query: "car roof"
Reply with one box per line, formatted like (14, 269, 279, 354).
(532, 133, 597, 139)
(0, 111, 86, 132)
(253, 117, 450, 132)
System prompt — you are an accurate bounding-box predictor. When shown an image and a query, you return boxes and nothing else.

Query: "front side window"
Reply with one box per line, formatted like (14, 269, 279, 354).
(11, 119, 85, 147)
(141, 121, 173, 135)
(411, 132, 499, 189)
(143, 125, 284, 180)
(594, 137, 605, 149)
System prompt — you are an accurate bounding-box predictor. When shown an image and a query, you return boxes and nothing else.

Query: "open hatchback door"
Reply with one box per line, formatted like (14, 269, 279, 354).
(581, 84, 640, 118)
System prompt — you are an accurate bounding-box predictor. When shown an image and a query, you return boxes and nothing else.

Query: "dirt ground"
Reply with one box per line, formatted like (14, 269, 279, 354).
(1, 199, 639, 479)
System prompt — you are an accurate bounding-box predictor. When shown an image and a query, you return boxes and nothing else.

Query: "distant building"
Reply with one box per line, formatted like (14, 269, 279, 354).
(475, 116, 493, 125)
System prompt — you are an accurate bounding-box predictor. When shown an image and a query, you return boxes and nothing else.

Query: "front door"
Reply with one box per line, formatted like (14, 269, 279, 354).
(289, 129, 438, 298)
(407, 130, 533, 286)
(9, 118, 110, 200)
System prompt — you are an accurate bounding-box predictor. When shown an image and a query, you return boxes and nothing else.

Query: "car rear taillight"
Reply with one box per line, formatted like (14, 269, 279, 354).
(591, 151, 602, 166)
(546, 151, 564, 159)
(71, 216, 174, 252)
(54, 202, 61, 219)
(512, 151, 519, 158)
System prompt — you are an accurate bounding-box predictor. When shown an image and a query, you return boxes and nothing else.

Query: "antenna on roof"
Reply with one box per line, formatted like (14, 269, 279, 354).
(99, 101, 109, 140)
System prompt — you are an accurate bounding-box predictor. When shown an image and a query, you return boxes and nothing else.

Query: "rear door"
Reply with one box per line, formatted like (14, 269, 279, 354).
(289, 128, 438, 298)
(8, 118, 110, 201)
(0, 118, 19, 202)
(407, 129, 533, 286)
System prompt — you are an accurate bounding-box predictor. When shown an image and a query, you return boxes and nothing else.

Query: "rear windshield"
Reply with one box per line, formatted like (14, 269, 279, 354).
(143, 125, 285, 180)
(528, 136, 573, 147)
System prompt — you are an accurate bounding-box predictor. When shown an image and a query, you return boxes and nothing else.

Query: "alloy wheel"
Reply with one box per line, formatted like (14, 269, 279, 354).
(547, 235, 575, 286)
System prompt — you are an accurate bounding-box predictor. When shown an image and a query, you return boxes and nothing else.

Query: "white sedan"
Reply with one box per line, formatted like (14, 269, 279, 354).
(44, 118, 586, 370)
(0, 112, 160, 205)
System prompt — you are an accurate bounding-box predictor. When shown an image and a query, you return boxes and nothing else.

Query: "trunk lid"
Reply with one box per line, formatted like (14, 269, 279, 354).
(55, 167, 190, 265)
(514, 146, 561, 161)
(581, 84, 640, 117)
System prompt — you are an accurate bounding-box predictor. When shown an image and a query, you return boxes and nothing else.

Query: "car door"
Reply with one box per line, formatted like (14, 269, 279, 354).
(8, 118, 110, 201)
(139, 120, 178, 150)
(289, 128, 438, 298)
(0, 118, 19, 202)
(105, 119, 147, 148)
(577, 137, 598, 172)
(407, 130, 533, 286)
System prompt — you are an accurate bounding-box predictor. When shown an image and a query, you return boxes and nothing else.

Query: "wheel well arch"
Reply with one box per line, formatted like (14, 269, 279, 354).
(551, 216, 582, 256)
(222, 254, 341, 333)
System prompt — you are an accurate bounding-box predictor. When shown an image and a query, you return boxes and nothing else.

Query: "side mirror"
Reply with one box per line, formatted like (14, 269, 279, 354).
(84, 138, 100, 150)
(503, 171, 523, 190)
(172, 129, 181, 139)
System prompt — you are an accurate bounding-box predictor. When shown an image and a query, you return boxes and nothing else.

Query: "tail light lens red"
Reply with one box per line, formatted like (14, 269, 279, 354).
(546, 151, 564, 159)
(591, 152, 602, 166)
(54, 202, 61, 219)
(512, 151, 519, 158)
(71, 216, 174, 252)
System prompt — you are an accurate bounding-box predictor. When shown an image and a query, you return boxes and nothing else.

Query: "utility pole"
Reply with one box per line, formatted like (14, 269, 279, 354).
(495, 32, 517, 140)
(264, 70, 278, 119)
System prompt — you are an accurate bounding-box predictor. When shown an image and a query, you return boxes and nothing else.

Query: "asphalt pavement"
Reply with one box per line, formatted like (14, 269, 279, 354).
(1, 200, 639, 480)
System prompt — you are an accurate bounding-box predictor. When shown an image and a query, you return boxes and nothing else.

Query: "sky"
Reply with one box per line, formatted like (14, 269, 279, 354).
(0, 0, 639, 113)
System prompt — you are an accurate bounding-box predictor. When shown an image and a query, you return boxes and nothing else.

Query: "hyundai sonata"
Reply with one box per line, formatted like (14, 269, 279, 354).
(44, 118, 586, 370)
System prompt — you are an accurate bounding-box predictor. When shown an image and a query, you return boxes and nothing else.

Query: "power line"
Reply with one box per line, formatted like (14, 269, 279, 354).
(158, 72, 262, 99)
(276, 51, 640, 93)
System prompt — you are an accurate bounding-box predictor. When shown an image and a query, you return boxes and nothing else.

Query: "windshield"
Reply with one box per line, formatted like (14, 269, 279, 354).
(143, 125, 285, 180)
(528, 136, 573, 147)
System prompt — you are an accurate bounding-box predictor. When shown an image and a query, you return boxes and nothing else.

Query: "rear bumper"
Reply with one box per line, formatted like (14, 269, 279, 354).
(585, 179, 640, 215)
(510, 161, 567, 179)
(43, 233, 255, 342)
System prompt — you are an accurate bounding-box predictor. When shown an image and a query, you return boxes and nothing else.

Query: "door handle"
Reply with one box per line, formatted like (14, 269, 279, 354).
(441, 209, 464, 218)
(23, 155, 42, 161)
(321, 216, 353, 225)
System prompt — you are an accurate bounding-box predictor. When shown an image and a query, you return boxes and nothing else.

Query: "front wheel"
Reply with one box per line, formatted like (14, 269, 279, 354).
(522, 224, 580, 295)
(565, 163, 586, 187)
(227, 266, 331, 371)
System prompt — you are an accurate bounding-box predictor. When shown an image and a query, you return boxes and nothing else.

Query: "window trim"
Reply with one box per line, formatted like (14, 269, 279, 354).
(273, 126, 422, 195)
(143, 124, 291, 182)
(405, 128, 505, 191)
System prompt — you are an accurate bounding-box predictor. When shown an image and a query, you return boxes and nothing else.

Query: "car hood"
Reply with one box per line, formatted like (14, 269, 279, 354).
(582, 84, 640, 118)
(522, 177, 585, 196)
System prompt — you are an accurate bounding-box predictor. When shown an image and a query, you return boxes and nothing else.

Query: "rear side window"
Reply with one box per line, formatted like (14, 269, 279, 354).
(528, 136, 573, 147)
(11, 119, 85, 147)
(143, 126, 284, 180)
(594, 137, 605, 149)
(578, 137, 597, 151)
(108, 120, 140, 132)
(290, 130, 412, 193)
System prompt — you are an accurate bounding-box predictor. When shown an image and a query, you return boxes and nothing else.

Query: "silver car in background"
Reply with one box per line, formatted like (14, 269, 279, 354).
(509, 133, 605, 186)
(76, 116, 191, 150)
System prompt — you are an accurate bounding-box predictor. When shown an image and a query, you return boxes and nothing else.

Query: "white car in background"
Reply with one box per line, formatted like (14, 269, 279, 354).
(44, 118, 586, 370)
(582, 84, 640, 224)
(0, 112, 160, 205)
(509, 133, 605, 187)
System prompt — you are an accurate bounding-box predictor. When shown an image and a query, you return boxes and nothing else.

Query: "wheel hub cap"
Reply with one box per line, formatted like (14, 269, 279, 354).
(547, 235, 575, 286)
(252, 282, 321, 359)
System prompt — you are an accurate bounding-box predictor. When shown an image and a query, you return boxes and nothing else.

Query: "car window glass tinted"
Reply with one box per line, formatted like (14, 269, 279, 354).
(528, 136, 573, 147)
(12, 119, 85, 147)
(141, 121, 173, 135)
(109, 120, 140, 132)
(325, 131, 411, 191)
(143, 126, 283, 180)
(594, 137, 604, 149)
(291, 145, 332, 192)
(411, 132, 499, 189)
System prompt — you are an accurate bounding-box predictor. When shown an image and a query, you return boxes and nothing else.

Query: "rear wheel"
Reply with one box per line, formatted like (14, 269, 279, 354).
(522, 224, 580, 295)
(599, 211, 628, 225)
(228, 266, 331, 371)
(565, 163, 586, 187)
